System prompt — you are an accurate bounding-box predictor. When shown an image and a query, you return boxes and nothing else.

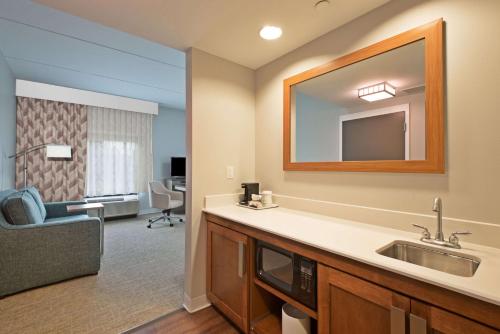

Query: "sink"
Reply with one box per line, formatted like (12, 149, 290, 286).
(377, 240, 481, 277)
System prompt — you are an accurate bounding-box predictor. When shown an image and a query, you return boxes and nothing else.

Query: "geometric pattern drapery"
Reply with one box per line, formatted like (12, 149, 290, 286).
(15, 97, 87, 202)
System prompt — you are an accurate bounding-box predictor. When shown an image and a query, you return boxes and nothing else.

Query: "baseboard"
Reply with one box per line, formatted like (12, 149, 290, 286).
(182, 292, 211, 313)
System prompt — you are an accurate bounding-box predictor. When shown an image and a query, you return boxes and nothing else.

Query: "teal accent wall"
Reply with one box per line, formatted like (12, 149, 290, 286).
(295, 92, 344, 162)
(0, 50, 16, 190)
(153, 107, 186, 181)
(139, 106, 186, 212)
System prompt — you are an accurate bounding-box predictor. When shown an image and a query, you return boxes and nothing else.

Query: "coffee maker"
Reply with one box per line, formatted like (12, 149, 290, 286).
(240, 182, 259, 205)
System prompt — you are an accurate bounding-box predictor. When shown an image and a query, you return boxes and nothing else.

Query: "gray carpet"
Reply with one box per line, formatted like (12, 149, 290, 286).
(0, 214, 185, 334)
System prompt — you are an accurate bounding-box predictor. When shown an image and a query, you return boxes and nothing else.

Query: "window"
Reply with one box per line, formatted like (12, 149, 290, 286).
(86, 106, 153, 197)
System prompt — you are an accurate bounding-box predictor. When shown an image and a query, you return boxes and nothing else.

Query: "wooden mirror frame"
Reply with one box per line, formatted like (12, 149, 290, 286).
(283, 19, 444, 173)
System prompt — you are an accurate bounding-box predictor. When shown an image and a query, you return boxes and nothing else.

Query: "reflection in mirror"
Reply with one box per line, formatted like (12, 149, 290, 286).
(291, 40, 425, 162)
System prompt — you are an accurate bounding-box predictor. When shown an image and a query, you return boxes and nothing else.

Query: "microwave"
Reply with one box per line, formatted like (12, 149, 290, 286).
(256, 240, 316, 310)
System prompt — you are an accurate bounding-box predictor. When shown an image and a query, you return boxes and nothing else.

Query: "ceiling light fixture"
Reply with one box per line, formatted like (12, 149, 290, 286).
(358, 82, 396, 102)
(259, 26, 282, 40)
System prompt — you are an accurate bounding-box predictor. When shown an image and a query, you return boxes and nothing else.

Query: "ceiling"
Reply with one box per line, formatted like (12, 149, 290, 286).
(295, 40, 425, 109)
(0, 0, 185, 109)
(34, 0, 390, 69)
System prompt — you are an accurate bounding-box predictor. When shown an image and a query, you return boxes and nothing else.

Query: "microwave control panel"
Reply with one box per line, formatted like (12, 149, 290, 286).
(299, 258, 314, 293)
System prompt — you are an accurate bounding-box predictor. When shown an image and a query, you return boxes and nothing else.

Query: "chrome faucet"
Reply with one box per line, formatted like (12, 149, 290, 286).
(432, 197, 444, 241)
(412, 197, 471, 249)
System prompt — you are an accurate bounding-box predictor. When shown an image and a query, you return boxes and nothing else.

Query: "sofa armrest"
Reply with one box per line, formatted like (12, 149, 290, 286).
(44, 201, 87, 219)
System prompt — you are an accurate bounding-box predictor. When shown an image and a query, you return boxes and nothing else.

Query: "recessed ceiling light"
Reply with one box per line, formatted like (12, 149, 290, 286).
(259, 26, 282, 40)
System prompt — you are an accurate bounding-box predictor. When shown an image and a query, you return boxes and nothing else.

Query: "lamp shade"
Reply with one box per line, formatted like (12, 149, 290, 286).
(46, 144, 72, 158)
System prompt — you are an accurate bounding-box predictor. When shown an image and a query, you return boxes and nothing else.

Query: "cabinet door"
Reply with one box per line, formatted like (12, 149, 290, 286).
(410, 300, 500, 334)
(317, 264, 410, 334)
(207, 221, 249, 332)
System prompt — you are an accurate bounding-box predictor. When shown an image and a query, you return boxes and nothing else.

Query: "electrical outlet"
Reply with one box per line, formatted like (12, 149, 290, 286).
(226, 166, 234, 179)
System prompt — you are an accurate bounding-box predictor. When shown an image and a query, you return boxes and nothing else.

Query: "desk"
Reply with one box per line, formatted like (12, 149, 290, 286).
(67, 203, 104, 255)
(174, 185, 186, 192)
(173, 185, 186, 214)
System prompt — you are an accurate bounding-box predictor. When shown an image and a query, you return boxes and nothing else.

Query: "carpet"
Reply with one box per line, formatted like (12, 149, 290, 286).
(0, 214, 185, 334)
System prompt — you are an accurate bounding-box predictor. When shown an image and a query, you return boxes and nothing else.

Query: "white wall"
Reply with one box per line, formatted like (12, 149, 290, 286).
(185, 48, 255, 311)
(255, 0, 500, 232)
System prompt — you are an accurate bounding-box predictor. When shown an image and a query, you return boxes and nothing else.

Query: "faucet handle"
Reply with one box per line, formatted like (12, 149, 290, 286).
(449, 231, 471, 247)
(412, 224, 431, 239)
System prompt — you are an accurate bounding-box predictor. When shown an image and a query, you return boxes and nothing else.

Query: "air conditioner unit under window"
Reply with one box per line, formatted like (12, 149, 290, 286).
(85, 194, 139, 219)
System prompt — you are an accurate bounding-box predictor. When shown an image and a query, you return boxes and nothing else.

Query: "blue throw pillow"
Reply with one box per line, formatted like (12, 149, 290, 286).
(1, 191, 44, 225)
(21, 186, 47, 221)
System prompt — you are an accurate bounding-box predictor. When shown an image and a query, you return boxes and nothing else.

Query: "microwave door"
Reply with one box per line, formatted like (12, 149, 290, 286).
(258, 244, 294, 293)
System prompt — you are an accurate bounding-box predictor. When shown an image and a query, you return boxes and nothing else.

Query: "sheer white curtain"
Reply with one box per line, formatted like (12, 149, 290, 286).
(86, 106, 153, 197)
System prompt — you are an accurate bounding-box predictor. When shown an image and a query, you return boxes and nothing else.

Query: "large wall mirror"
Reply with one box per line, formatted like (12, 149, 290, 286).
(283, 19, 444, 173)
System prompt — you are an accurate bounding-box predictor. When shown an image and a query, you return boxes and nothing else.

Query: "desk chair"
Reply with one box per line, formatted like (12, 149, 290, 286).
(147, 181, 184, 228)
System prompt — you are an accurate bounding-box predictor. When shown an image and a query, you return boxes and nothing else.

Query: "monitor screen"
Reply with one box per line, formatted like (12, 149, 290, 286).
(171, 157, 186, 177)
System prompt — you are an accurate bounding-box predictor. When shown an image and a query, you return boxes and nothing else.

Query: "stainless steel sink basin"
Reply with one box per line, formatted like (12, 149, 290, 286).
(377, 240, 481, 277)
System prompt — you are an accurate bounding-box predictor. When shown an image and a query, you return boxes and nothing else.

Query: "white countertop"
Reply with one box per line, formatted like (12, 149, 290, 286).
(203, 205, 500, 306)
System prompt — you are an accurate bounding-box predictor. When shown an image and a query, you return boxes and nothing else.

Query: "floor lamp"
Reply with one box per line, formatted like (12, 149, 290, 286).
(9, 144, 72, 188)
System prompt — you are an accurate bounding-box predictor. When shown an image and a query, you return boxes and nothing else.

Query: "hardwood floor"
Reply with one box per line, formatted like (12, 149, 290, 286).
(126, 306, 239, 334)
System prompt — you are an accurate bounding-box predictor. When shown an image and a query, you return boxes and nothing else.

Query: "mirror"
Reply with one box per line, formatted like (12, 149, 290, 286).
(283, 19, 444, 173)
(292, 40, 425, 162)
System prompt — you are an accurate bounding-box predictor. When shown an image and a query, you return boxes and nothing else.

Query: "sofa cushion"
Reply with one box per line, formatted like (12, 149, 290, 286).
(1, 191, 44, 225)
(21, 186, 47, 221)
(44, 214, 90, 224)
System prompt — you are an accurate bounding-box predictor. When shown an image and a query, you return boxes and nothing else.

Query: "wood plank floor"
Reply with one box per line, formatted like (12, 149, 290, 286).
(125, 307, 239, 334)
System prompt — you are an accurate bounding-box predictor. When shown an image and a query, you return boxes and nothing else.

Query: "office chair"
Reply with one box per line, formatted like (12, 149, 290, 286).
(147, 181, 184, 228)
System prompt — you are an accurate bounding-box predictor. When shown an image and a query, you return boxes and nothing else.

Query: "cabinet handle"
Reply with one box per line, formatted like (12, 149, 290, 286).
(390, 306, 406, 334)
(238, 242, 245, 278)
(410, 314, 427, 334)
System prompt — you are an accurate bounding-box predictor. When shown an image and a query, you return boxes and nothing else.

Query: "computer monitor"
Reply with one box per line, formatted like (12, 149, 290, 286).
(171, 157, 186, 177)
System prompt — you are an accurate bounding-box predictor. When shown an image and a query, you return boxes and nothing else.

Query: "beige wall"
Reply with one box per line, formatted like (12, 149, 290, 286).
(185, 48, 255, 309)
(255, 0, 500, 225)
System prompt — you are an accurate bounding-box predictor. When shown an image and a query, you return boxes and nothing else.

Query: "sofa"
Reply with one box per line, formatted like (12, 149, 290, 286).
(0, 187, 101, 297)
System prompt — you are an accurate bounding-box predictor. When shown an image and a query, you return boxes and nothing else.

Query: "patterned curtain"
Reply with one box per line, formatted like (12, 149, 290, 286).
(16, 97, 87, 202)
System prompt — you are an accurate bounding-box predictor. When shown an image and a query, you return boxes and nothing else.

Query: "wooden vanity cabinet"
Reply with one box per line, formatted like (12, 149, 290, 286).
(318, 264, 500, 334)
(410, 300, 500, 334)
(207, 221, 250, 332)
(317, 264, 410, 334)
(205, 214, 500, 334)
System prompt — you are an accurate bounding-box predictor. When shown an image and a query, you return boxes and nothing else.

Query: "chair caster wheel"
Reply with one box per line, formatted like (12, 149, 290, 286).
(180, 219, 183, 222)
(170, 223, 174, 227)
(147, 224, 151, 228)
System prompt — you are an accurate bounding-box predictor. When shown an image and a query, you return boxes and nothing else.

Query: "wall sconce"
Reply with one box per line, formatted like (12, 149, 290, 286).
(358, 82, 396, 102)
